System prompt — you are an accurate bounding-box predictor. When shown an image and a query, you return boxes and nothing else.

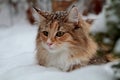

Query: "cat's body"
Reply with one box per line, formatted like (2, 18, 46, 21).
(35, 7, 97, 71)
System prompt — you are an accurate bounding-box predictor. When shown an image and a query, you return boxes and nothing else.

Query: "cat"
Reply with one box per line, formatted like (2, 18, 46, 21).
(34, 6, 97, 72)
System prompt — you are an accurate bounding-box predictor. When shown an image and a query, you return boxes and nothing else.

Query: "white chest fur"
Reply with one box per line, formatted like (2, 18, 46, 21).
(46, 50, 81, 71)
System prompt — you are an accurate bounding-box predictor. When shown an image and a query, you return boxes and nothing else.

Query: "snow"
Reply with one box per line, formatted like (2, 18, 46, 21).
(0, 4, 12, 26)
(106, 10, 119, 23)
(0, 16, 118, 80)
(103, 38, 111, 44)
(0, 2, 118, 80)
(114, 39, 120, 53)
(90, 9, 107, 33)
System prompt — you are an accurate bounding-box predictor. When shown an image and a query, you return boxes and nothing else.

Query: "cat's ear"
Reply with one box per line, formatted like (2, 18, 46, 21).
(68, 7, 80, 22)
(33, 6, 49, 21)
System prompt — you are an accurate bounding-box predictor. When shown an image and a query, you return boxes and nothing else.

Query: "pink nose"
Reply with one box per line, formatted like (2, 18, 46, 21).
(47, 42, 53, 46)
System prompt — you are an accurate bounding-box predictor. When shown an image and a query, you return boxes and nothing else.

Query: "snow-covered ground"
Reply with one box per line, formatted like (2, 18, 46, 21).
(0, 20, 116, 80)
(0, 16, 117, 80)
(0, 4, 118, 80)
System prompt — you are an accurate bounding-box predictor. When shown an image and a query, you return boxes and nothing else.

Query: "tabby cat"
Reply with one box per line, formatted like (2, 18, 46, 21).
(34, 6, 97, 71)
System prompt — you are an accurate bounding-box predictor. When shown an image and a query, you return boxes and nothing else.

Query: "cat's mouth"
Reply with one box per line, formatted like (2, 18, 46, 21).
(43, 43, 57, 51)
(46, 44, 63, 53)
(42, 42, 66, 53)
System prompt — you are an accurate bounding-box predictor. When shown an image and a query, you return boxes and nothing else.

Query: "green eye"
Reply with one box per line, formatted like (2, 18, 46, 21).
(56, 31, 65, 37)
(42, 31, 48, 36)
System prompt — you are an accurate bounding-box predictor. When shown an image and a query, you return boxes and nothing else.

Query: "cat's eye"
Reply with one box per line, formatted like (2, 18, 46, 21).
(56, 31, 65, 37)
(42, 31, 48, 36)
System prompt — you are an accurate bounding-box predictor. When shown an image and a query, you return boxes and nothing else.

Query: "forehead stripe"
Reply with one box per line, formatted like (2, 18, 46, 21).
(51, 21, 58, 29)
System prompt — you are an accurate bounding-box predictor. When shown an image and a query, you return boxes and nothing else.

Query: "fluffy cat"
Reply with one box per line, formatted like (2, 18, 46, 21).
(34, 6, 97, 71)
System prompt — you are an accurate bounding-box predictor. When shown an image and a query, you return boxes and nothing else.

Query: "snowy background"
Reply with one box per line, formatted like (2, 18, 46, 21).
(0, 0, 119, 80)
(0, 15, 116, 80)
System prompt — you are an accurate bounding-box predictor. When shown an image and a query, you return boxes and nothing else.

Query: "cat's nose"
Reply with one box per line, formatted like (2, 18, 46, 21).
(47, 42, 53, 46)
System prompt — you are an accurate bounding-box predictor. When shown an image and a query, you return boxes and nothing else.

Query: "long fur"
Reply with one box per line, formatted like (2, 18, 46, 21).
(35, 7, 97, 71)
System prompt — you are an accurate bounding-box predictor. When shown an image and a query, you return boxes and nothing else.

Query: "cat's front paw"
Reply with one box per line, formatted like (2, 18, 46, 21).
(66, 64, 81, 72)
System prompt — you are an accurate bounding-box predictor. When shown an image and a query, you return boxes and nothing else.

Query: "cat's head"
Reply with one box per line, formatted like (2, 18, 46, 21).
(34, 7, 91, 53)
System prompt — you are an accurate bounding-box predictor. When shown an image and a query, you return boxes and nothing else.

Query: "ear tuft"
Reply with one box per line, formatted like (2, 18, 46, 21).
(33, 6, 50, 20)
(33, 6, 40, 13)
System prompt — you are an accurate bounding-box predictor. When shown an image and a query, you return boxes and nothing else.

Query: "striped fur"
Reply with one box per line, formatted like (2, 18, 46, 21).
(35, 7, 97, 71)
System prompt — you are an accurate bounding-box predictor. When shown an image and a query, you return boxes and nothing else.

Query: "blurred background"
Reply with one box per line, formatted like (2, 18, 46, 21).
(0, 0, 120, 71)
(0, 0, 106, 25)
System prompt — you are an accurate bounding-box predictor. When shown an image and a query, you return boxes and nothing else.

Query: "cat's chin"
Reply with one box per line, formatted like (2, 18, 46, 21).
(47, 49, 61, 54)
(43, 46, 62, 54)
